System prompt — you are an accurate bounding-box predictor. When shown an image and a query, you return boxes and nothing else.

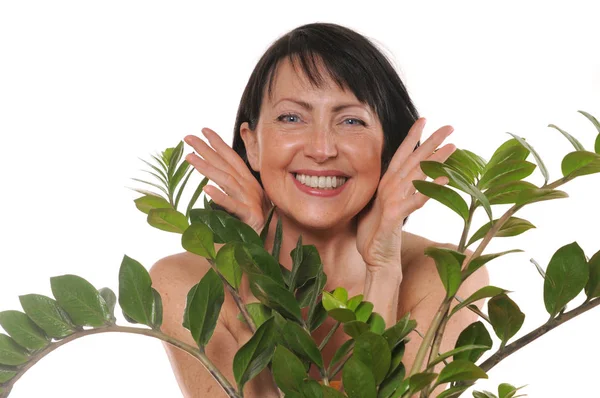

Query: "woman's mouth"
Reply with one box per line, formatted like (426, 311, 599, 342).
(293, 173, 348, 190)
(291, 172, 350, 197)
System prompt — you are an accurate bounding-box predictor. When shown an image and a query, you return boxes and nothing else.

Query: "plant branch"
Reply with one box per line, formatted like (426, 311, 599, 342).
(0, 325, 240, 398)
(318, 322, 340, 351)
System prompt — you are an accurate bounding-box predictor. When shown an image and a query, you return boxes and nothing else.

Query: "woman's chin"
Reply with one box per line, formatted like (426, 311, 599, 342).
(287, 210, 353, 231)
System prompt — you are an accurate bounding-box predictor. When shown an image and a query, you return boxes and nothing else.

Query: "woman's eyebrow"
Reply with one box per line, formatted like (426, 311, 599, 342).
(274, 97, 369, 114)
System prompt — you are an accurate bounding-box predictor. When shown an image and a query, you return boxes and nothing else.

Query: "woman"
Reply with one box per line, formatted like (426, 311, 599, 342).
(150, 22, 489, 397)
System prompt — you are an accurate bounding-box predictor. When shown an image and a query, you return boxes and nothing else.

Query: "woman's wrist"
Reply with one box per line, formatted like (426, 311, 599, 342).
(363, 265, 403, 327)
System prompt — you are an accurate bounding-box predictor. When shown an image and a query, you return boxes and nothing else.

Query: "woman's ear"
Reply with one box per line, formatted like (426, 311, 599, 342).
(240, 121, 260, 172)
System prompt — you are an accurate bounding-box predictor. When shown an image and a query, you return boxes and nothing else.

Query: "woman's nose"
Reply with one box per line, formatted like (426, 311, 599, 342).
(303, 129, 338, 163)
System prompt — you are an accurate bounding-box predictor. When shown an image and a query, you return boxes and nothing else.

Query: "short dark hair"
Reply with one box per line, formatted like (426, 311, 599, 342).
(230, 22, 421, 226)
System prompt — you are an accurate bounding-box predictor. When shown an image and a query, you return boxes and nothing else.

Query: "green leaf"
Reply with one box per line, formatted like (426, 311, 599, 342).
(169, 160, 191, 195)
(288, 235, 304, 292)
(291, 245, 324, 289)
(407, 372, 438, 395)
(445, 148, 485, 183)
(387, 341, 406, 377)
(167, 141, 185, 179)
(488, 294, 525, 344)
(473, 391, 498, 398)
(436, 385, 470, 398)
(420, 160, 474, 192)
(342, 357, 377, 398)
(454, 321, 493, 362)
(561, 150, 600, 178)
(513, 188, 568, 206)
(413, 180, 469, 221)
(0, 335, 29, 366)
(343, 320, 370, 339)
(353, 331, 391, 385)
(450, 286, 510, 317)
(584, 249, 600, 299)
(544, 242, 589, 318)
(377, 363, 405, 398)
(151, 153, 168, 173)
(237, 303, 272, 329)
(436, 359, 488, 385)
(147, 208, 189, 233)
(139, 156, 168, 182)
(428, 344, 491, 368)
(328, 308, 356, 323)
(0, 311, 49, 351)
(355, 301, 374, 323)
(444, 166, 493, 222)
(131, 177, 169, 198)
(185, 176, 209, 218)
(300, 380, 325, 398)
(309, 296, 328, 332)
(464, 249, 524, 279)
(346, 294, 364, 311)
(332, 287, 348, 304)
(50, 275, 111, 327)
(322, 384, 346, 398)
(0, 366, 17, 383)
(19, 294, 76, 338)
(483, 180, 539, 205)
(98, 287, 117, 321)
(322, 291, 346, 311)
(505, 132, 549, 185)
(214, 243, 243, 289)
(305, 269, 327, 328)
(328, 339, 354, 374)
(134, 195, 172, 214)
(282, 320, 323, 368)
(189, 209, 262, 246)
(498, 382, 528, 398)
(247, 273, 303, 323)
(151, 288, 163, 329)
(478, 160, 536, 191)
(467, 217, 535, 247)
(181, 222, 216, 260)
(233, 317, 277, 392)
(382, 312, 416, 350)
(272, 345, 307, 394)
(577, 110, 600, 154)
(187, 269, 225, 347)
(235, 243, 285, 286)
(118, 255, 155, 326)
(483, 139, 530, 176)
(174, 166, 194, 210)
(367, 312, 386, 334)
(260, 205, 276, 244)
(424, 247, 464, 298)
(548, 124, 586, 151)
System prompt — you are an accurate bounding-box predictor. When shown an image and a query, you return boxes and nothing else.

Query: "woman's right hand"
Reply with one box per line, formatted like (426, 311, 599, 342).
(184, 127, 272, 235)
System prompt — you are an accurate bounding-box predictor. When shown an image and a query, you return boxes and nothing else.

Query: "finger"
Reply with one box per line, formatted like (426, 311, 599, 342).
(398, 126, 454, 179)
(203, 185, 249, 220)
(184, 134, 238, 178)
(201, 128, 255, 180)
(186, 153, 246, 198)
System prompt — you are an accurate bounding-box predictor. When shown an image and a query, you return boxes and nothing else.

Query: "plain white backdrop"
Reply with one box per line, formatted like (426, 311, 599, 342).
(1, 1, 599, 397)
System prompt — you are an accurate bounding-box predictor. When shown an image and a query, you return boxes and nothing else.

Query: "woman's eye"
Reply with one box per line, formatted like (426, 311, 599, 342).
(277, 113, 301, 123)
(343, 118, 366, 126)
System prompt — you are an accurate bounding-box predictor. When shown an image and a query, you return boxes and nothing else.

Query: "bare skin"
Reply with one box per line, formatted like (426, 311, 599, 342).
(150, 57, 490, 397)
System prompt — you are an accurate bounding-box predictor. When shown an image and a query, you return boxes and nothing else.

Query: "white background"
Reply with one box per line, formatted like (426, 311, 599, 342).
(1, 1, 599, 397)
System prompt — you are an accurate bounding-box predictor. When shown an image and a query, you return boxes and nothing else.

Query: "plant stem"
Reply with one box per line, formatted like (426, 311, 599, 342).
(207, 259, 256, 333)
(318, 322, 340, 351)
(479, 297, 600, 372)
(0, 325, 240, 398)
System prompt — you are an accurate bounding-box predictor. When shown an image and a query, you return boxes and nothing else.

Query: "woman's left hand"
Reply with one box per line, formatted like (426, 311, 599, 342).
(356, 117, 457, 275)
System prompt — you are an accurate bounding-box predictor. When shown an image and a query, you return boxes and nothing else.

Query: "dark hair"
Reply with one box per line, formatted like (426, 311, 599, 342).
(230, 22, 421, 226)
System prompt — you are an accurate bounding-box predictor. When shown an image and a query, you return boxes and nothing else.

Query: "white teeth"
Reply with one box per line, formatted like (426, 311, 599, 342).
(294, 173, 348, 189)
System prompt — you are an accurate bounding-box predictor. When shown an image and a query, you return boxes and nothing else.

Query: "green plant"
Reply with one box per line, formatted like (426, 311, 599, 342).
(1, 111, 599, 398)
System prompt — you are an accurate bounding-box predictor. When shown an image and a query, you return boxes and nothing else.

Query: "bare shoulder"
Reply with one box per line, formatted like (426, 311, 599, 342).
(398, 231, 490, 315)
(149, 250, 211, 290)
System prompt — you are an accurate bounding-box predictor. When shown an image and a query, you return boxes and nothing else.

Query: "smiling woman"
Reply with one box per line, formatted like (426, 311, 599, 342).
(148, 22, 488, 397)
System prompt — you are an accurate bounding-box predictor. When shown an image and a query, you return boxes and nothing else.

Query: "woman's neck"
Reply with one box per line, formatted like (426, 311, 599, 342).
(262, 210, 367, 295)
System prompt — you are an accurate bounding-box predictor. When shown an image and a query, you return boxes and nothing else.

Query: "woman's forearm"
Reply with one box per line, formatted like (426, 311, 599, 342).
(363, 267, 403, 327)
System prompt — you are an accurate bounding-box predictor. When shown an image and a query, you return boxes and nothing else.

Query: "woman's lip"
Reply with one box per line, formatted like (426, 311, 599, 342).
(291, 173, 349, 197)
(291, 169, 350, 177)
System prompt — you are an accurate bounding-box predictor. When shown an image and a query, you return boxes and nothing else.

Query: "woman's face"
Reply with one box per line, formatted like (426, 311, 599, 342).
(240, 57, 385, 230)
